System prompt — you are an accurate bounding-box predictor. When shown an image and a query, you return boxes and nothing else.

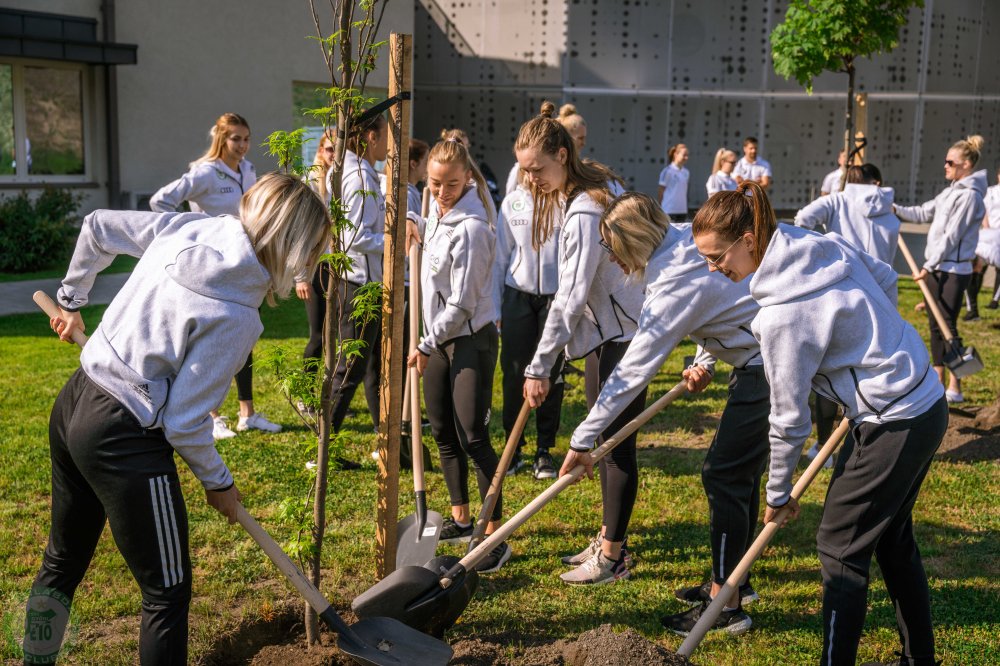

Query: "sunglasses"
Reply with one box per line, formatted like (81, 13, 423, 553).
(699, 235, 745, 269)
(944, 159, 965, 168)
(599, 238, 613, 254)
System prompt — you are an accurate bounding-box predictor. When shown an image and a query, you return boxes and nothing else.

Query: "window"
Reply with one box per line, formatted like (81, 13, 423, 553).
(0, 60, 90, 182)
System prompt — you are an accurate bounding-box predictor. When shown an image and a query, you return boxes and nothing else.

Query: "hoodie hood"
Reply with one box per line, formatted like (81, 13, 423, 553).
(750, 224, 853, 306)
(842, 183, 895, 217)
(955, 169, 988, 196)
(438, 185, 492, 227)
(164, 215, 270, 308)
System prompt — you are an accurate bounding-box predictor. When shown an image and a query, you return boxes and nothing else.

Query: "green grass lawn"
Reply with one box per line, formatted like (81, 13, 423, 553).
(0, 255, 137, 283)
(0, 280, 997, 665)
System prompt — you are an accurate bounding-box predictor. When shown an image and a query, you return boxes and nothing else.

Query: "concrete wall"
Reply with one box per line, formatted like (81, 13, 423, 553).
(411, 0, 1000, 212)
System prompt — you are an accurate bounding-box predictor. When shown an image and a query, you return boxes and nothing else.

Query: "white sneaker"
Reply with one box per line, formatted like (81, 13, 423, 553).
(237, 412, 282, 433)
(945, 390, 965, 404)
(805, 442, 832, 469)
(559, 550, 630, 585)
(212, 416, 237, 440)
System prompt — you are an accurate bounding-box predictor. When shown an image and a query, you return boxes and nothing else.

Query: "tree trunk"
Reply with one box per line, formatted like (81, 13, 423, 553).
(839, 59, 855, 191)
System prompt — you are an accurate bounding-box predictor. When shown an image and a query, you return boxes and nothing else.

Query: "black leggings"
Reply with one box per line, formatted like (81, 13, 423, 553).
(31, 369, 190, 665)
(595, 340, 647, 543)
(814, 392, 839, 444)
(326, 279, 382, 431)
(423, 325, 501, 519)
(924, 270, 970, 366)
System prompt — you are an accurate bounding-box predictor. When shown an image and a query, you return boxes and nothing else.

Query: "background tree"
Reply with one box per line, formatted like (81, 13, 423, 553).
(771, 0, 922, 181)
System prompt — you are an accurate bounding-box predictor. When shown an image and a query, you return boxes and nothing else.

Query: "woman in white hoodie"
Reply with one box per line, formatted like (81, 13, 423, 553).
(692, 181, 946, 666)
(37, 174, 329, 664)
(408, 138, 510, 574)
(150, 113, 280, 439)
(895, 135, 988, 403)
(566, 192, 768, 636)
(705, 147, 738, 197)
(516, 101, 645, 585)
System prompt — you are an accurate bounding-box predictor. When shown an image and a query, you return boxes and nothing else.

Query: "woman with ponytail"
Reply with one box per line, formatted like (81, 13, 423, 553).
(692, 181, 946, 666)
(895, 135, 988, 402)
(150, 113, 280, 439)
(516, 100, 645, 585)
(408, 137, 510, 573)
(570, 191, 768, 635)
(706, 147, 738, 197)
(657, 143, 690, 221)
(505, 103, 588, 195)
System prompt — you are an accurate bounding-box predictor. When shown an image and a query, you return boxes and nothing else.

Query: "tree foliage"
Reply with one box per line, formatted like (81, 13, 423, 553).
(771, 0, 922, 92)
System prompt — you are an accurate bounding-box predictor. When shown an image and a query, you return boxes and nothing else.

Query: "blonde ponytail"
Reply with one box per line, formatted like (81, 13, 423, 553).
(952, 134, 985, 167)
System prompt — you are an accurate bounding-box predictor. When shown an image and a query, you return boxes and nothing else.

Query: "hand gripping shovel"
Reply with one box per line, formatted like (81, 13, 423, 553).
(677, 417, 851, 658)
(352, 381, 688, 636)
(32, 290, 452, 665)
(396, 244, 445, 568)
(897, 235, 984, 378)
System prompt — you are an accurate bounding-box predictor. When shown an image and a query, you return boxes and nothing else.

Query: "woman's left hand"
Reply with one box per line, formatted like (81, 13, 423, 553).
(523, 378, 551, 408)
(406, 219, 422, 254)
(51, 309, 85, 343)
(295, 281, 311, 301)
(912, 268, 928, 282)
(558, 448, 595, 481)
(407, 348, 428, 375)
(763, 497, 800, 528)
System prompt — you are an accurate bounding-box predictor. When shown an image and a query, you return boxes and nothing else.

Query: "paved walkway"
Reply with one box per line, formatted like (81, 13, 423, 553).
(0, 273, 130, 316)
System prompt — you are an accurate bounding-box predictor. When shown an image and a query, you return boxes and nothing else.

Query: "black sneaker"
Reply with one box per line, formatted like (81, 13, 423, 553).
(440, 517, 474, 543)
(987, 300, 999, 310)
(532, 452, 557, 479)
(660, 602, 752, 637)
(505, 454, 526, 477)
(963, 310, 981, 322)
(334, 456, 362, 471)
(675, 580, 759, 606)
(474, 541, 512, 573)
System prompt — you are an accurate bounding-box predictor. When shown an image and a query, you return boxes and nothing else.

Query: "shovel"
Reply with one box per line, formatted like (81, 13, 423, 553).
(677, 417, 850, 658)
(396, 244, 444, 568)
(32, 290, 452, 666)
(897, 235, 984, 378)
(352, 381, 688, 636)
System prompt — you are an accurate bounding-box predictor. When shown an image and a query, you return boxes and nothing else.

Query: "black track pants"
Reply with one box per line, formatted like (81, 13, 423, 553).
(595, 340, 647, 542)
(701, 366, 770, 585)
(500, 287, 565, 455)
(423, 325, 501, 519)
(923, 271, 969, 366)
(327, 279, 382, 431)
(814, 392, 839, 445)
(30, 369, 191, 665)
(817, 397, 947, 666)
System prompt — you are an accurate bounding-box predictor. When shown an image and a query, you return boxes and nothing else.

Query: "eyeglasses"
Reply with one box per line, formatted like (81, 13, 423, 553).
(599, 238, 613, 254)
(699, 235, 745, 269)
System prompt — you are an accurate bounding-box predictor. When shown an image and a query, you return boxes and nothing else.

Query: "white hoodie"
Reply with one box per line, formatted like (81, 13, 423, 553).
(750, 224, 943, 506)
(895, 169, 987, 274)
(57, 211, 272, 491)
(794, 183, 901, 265)
(569, 225, 762, 451)
(492, 185, 560, 314)
(150, 158, 256, 217)
(333, 149, 386, 285)
(525, 191, 644, 378)
(417, 186, 497, 353)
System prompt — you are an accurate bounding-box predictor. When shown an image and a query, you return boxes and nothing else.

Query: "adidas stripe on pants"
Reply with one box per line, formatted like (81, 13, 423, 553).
(31, 368, 191, 665)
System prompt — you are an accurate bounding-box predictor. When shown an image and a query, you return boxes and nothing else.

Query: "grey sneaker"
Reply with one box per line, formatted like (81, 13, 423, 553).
(474, 541, 512, 574)
(532, 452, 558, 479)
(440, 518, 473, 543)
(559, 551, 630, 585)
(561, 535, 634, 569)
(675, 580, 759, 606)
(660, 602, 752, 637)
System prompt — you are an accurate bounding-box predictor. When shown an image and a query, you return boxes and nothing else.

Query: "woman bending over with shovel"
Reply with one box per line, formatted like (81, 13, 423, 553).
(408, 137, 511, 573)
(692, 181, 946, 666)
(33, 174, 329, 665)
(564, 191, 769, 634)
(516, 102, 645, 585)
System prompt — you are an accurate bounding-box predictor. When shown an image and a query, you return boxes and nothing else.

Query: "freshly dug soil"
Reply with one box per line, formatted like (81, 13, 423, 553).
(938, 405, 1000, 462)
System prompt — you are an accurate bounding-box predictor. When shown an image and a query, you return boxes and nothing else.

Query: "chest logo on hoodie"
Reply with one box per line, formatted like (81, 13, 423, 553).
(510, 217, 529, 226)
(219, 186, 234, 194)
(511, 199, 526, 212)
(216, 170, 226, 180)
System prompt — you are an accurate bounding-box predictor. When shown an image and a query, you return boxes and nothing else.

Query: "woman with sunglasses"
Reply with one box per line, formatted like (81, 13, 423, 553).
(706, 148, 738, 197)
(692, 181, 946, 666)
(564, 191, 769, 635)
(895, 135, 987, 403)
(516, 101, 644, 585)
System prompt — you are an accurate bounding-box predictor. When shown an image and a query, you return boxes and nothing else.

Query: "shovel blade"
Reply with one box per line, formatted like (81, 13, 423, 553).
(338, 616, 453, 666)
(395, 510, 444, 568)
(946, 344, 984, 379)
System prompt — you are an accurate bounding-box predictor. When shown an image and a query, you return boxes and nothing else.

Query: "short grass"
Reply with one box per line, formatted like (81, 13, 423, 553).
(0, 255, 137, 283)
(0, 280, 997, 665)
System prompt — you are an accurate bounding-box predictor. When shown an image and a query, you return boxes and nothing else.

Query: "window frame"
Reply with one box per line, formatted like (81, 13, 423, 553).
(0, 57, 93, 184)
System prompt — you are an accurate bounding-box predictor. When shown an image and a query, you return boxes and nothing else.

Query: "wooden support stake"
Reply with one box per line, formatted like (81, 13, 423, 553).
(853, 92, 868, 164)
(375, 32, 412, 580)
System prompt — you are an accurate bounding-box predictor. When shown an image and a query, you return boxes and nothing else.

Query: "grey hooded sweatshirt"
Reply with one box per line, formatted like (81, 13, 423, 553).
(525, 191, 644, 379)
(750, 224, 943, 506)
(417, 186, 497, 354)
(492, 185, 561, 314)
(569, 225, 761, 451)
(895, 169, 987, 274)
(795, 183, 901, 265)
(333, 149, 386, 285)
(56, 210, 272, 491)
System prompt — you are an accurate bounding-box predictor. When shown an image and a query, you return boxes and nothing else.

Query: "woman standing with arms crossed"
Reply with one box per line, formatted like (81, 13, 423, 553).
(516, 101, 645, 585)
(895, 135, 987, 403)
(564, 192, 767, 634)
(657, 143, 690, 221)
(150, 113, 280, 439)
(408, 138, 511, 573)
(34, 174, 329, 665)
(692, 182, 946, 666)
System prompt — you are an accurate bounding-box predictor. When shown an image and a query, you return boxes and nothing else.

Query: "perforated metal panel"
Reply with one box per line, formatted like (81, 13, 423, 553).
(413, 0, 1000, 211)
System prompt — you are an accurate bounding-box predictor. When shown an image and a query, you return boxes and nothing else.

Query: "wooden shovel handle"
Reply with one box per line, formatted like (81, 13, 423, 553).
(408, 243, 426, 486)
(34, 291, 89, 347)
(896, 235, 957, 342)
(677, 417, 851, 657)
